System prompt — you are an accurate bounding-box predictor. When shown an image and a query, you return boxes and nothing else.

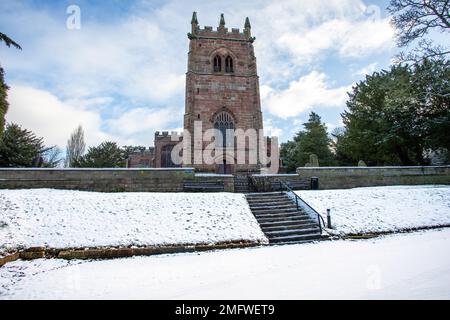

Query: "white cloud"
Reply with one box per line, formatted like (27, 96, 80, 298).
(263, 71, 351, 118)
(106, 107, 179, 136)
(0, 4, 186, 103)
(6, 85, 181, 149)
(0, 0, 394, 99)
(264, 118, 283, 138)
(276, 17, 393, 65)
(353, 62, 378, 76)
(6, 85, 111, 147)
(0, 0, 394, 147)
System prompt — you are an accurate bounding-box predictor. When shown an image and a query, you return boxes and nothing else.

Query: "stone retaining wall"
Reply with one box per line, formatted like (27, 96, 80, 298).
(0, 168, 195, 192)
(0, 241, 259, 266)
(188, 174, 235, 192)
(251, 174, 310, 192)
(296, 166, 450, 189)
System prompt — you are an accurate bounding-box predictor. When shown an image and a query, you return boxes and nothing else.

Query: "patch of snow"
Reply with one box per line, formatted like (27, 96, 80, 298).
(1, 229, 450, 299)
(0, 189, 268, 255)
(296, 185, 450, 235)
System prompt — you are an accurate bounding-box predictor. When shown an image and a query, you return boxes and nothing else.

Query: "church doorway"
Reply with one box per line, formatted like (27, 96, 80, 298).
(161, 145, 177, 168)
(217, 160, 232, 174)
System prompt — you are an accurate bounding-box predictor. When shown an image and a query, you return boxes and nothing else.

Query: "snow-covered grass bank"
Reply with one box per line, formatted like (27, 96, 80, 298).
(296, 185, 450, 235)
(0, 189, 268, 256)
(1, 229, 450, 299)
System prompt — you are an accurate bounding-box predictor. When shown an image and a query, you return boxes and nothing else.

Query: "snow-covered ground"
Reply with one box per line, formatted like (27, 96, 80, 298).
(296, 185, 450, 235)
(1, 229, 450, 299)
(0, 189, 268, 256)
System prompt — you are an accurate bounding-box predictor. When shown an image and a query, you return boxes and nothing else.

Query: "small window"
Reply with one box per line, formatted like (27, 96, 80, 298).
(213, 55, 221, 72)
(225, 56, 233, 73)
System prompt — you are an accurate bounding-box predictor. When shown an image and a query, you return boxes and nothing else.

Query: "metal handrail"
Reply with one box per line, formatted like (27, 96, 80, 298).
(248, 174, 258, 192)
(275, 178, 326, 234)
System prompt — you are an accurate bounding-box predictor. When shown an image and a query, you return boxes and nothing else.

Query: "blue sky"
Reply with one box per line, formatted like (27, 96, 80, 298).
(0, 0, 397, 148)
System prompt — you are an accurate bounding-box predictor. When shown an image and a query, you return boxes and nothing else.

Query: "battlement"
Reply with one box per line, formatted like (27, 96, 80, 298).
(155, 131, 183, 141)
(188, 12, 255, 43)
(130, 147, 154, 155)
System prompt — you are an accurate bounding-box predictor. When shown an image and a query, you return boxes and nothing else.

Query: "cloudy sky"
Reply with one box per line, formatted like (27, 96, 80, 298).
(0, 0, 397, 148)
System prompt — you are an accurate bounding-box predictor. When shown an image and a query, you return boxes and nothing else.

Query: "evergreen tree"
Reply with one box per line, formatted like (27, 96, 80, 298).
(412, 59, 450, 157)
(280, 112, 335, 171)
(0, 67, 8, 140)
(0, 32, 22, 50)
(336, 60, 449, 165)
(0, 31, 21, 139)
(0, 123, 45, 167)
(331, 127, 355, 166)
(280, 140, 298, 172)
(77, 141, 127, 168)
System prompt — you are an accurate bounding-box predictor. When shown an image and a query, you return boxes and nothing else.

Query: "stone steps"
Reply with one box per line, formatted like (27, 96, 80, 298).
(259, 219, 315, 228)
(249, 202, 295, 209)
(265, 227, 320, 238)
(245, 192, 322, 245)
(262, 223, 319, 232)
(234, 175, 250, 193)
(252, 207, 300, 214)
(269, 233, 322, 243)
(256, 215, 311, 224)
(248, 200, 294, 207)
(255, 211, 310, 219)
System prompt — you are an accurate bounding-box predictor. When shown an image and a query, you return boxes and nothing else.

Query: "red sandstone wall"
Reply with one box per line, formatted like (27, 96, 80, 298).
(183, 23, 264, 173)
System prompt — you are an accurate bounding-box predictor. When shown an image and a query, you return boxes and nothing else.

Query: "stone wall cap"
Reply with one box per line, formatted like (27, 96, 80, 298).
(195, 173, 234, 177)
(0, 168, 196, 172)
(297, 166, 450, 170)
(253, 174, 299, 177)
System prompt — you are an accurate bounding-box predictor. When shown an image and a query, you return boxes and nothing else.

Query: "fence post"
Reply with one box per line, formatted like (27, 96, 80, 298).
(327, 209, 332, 229)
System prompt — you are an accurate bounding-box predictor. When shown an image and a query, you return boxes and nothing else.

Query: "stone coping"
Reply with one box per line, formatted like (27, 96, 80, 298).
(297, 166, 449, 170)
(0, 241, 261, 267)
(194, 173, 234, 177)
(0, 168, 195, 172)
(252, 174, 299, 177)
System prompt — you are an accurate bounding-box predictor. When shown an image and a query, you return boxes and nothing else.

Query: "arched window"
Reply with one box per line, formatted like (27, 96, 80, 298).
(213, 55, 221, 72)
(225, 56, 233, 73)
(214, 111, 235, 148)
(161, 145, 176, 167)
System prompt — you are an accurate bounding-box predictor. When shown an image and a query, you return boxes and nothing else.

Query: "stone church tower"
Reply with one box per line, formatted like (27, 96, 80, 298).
(184, 13, 265, 174)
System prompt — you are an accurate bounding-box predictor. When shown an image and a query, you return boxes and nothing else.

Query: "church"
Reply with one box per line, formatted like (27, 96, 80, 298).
(127, 13, 278, 174)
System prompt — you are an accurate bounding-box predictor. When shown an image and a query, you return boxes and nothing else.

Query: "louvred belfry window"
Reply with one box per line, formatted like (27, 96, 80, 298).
(213, 55, 221, 72)
(225, 56, 233, 73)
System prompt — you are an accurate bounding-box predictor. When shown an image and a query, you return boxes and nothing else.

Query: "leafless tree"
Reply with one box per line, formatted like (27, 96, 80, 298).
(388, 0, 449, 62)
(65, 125, 86, 167)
